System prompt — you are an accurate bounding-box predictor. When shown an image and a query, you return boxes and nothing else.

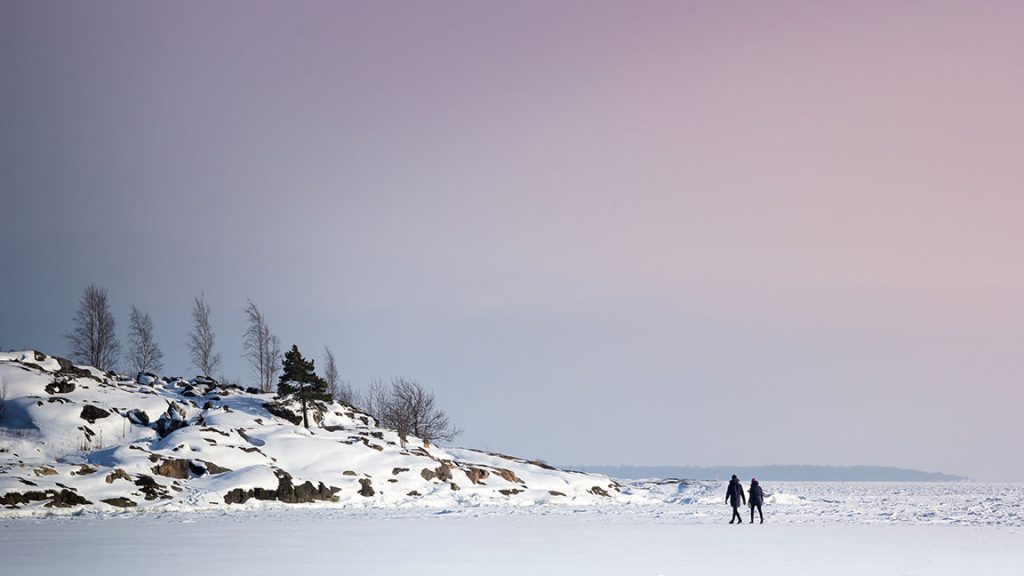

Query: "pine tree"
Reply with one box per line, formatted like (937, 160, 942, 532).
(276, 345, 331, 428)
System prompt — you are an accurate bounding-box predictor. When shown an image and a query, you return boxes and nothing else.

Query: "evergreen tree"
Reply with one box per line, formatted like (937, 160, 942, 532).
(276, 344, 331, 428)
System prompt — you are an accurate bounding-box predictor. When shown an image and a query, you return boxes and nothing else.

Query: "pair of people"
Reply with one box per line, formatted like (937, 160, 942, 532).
(725, 475, 764, 524)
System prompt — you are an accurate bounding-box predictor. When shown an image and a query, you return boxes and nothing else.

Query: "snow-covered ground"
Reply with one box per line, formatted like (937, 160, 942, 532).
(2, 499, 1023, 576)
(5, 350, 1023, 573)
(637, 479, 1024, 527)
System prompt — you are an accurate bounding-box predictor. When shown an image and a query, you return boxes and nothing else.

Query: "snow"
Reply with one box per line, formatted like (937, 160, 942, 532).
(4, 350, 1023, 573)
(1, 508, 1022, 575)
(0, 351, 635, 513)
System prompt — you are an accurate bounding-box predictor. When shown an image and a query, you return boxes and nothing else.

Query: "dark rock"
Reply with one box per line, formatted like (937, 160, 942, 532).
(589, 486, 610, 497)
(102, 497, 137, 508)
(435, 464, 453, 482)
(222, 488, 250, 504)
(153, 402, 189, 437)
(134, 474, 170, 500)
(407, 490, 421, 497)
(223, 469, 339, 504)
(46, 489, 91, 508)
(189, 459, 231, 476)
(1, 490, 48, 506)
(493, 468, 523, 484)
(420, 468, 436, 481)
(358, 478, 374, 497)
(499, 488, 523, 496)
(105, 469, 132, 484)
(450, 483, 460, 491)
(53, 355, 99, 381)
(548, 491, 566, 497)
(263, 402, 302, 426)
(79, 405, 110, 424)
(343, 470, 358, 476)
(73, 465, 97, 476)
(392, 467, 409, 475)
(45, 377, 76, 394)
(465, 467, 489, 485)
(246, 387, 260, 394)
(1, 488, 90, 508)
(126, 409, 150, 426)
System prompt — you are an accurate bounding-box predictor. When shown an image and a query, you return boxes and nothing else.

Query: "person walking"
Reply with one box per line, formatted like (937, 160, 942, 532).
(749, 478, 764, 524)
(725, 474, 745, 524)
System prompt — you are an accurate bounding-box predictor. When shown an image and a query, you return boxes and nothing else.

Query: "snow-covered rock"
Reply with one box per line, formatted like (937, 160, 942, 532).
(0, 351, 634, 515)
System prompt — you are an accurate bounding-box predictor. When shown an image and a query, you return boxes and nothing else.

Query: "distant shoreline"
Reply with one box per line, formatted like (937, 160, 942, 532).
(570, 465, 968, 482)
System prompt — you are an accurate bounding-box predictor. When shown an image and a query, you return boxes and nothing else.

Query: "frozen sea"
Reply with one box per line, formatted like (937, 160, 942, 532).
(3, 482, 1023, 575)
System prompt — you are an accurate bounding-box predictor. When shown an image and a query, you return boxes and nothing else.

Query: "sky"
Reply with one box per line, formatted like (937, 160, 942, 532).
(1, 0, 1022, 481)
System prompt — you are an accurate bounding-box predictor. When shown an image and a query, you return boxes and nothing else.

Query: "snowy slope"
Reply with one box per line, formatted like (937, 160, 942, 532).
(0, 351, 636, 515)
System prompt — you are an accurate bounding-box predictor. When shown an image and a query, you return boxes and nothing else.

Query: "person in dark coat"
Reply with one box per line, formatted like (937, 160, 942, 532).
(725, 474, 746, 524)
(748, 478, 764, 524)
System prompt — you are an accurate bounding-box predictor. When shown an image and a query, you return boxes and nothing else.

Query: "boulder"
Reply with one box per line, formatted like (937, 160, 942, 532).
(45, 377, 76, 394)
(126, 409, 150, 426)
(151, 458, 191, 479)
(46, 489, 91, 508)
(105, 469, 132, 484)
(358, 478, 375, 497)
(101, 497, 137, 508)
(465, 467, 489, 485)
(153, 402, 189, 437)
(79, 405, 110, 424)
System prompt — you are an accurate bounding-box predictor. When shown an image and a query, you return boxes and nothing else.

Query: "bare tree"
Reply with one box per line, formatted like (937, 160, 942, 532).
(364, 377, 389, 422)
(243, 300, 281, 393)
(188, 294, 221, 378)
(65, 285, 121, 371)
(369, 377, 461, 445)
(126, 305, 164, 374)
(323, 346, 357, 406)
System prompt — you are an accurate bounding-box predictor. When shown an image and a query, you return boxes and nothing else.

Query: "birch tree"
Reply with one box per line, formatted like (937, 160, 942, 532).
(323, 346, 357, 406)
(188, 294, 221, 378)
(65, 285, 121, 371)
(126, 305, 164, 374)
(243, 300, 281, 393)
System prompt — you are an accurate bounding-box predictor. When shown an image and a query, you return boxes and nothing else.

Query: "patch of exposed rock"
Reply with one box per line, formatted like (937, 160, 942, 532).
(223, 469, 339, 505)
(79, 405, 111, 424)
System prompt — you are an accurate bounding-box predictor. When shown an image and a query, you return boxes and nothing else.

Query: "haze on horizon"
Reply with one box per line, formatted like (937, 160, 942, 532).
(2, 1, 1022, 481)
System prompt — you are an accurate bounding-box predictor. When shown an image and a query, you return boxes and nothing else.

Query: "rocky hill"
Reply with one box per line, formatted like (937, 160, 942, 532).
(0, 351, 630, 515)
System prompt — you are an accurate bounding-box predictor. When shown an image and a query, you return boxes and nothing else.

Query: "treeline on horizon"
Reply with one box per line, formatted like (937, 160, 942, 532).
(575, 465, 968, 482)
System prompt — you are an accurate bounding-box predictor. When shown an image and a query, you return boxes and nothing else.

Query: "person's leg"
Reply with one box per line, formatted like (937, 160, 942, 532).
(757, 505, 763, 523)
(750, 506, 754, 523)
